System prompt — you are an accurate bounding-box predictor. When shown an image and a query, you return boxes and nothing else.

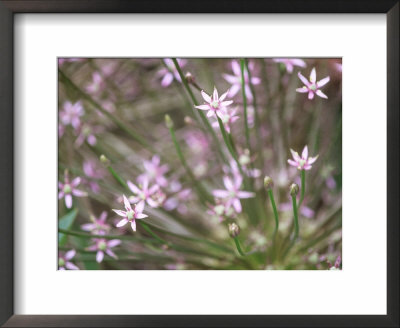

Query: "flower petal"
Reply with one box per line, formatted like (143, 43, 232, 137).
(232, 198, 242, 213)
(65, 194, 73, 208)
(308, 91, 315, 100)
(135, 200, 145, 213)
(195, 104, 210, 110)
(212, 190, 230, 198)
(288, 159, 298, 167)
(107, 239, 121, 248)
(302, 145, 308, 159)
(123, 195, 132, 211)
(317, 76, 330, 88)
(131, 220, 137, 232)
(64, 249, 76, 260)
(223, 176, 234, 190)
(316, 90, 328, 99)
(70, 177, 81, 187)
(96, 251, 104, 263)
(237, 191, 255, 198)
(309, 68, 316, 83)
(116, 218, 129, 227)
(297, 72, 310, 86)
(201, 90, 211, 103)
(161, 73, 173, 87)
(72, 189, 87, 197)
(136, 213, 148, 219)
(65, 262, 79, 270)
(296, 87, 308, 93)
(290, 149, 301, 162)
(127, 181, 140, 194)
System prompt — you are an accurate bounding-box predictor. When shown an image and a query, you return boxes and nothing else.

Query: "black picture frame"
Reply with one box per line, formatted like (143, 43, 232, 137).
(0, 1, 398, 327)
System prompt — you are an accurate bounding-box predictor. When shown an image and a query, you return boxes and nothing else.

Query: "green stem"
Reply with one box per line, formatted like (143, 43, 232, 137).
(240, 59, 251, 151)
(139, 221, 169, 245)
(298, 170, 306, 208)
(58, 69, 155, 152)
(292, 194, 299, 240)
(171, 58, 227, 164)
(267, 189, 279, 237)
(234, 237, 246, 256)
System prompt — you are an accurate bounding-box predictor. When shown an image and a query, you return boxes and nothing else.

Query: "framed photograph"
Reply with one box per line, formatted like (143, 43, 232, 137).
(0, 1, 398, 327)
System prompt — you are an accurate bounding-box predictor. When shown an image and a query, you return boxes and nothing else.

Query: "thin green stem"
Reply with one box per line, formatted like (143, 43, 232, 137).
(298, 170, 306, 208)
(267, 189, 279, 237)
(139, 221, 168, 245)
(234, 237, 246, 256)
(240, 59, 251, 151)
(292, 194, 299, 240)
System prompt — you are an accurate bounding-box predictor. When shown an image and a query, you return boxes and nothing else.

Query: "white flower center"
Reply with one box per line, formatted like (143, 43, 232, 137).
(63, 184, 71, 193)
(127, 210, 135, 220)
(211, 100, 219, 109)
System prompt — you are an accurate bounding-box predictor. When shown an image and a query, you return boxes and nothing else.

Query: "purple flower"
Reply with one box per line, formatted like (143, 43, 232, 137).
(87, 238, 121, 263)
(296, 68, 330, 100)
(74, 123, 103, 147)
(223, 60, 260, 100)
(58, 171, 87, 208)
(138, 155, 169, 188)
(273, 58, 306, 73)
(288, 145, 318, 171)
(127, 176, 161, 208)
(58, 249, 79, 270)
(60, 101, 84, 129)
(164, 188, 191, 214)
(212, 175, 255, 213)
(195, 87, 233, 119)
(158, 58, 186, 87)
(211, 107, 239, 133)
(81, 211, 111, 235)
(112, 195, 148, 232)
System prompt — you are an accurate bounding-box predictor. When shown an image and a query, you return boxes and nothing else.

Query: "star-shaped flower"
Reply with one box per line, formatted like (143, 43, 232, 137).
(296, 68, 330, 100)
(195, 87, 233, 119)
(112, 195, 148, 232)
(288, 145, 318, 170)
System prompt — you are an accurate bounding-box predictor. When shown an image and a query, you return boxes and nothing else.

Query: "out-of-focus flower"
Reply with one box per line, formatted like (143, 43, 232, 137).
(113, 195, 148, 232)
(212, 175, 255, 213)
(58, 171, 87, 208)
(329, 255, 342, 270)
(280, 201, 315, 218)
(158, 58, 186, 87)
(223, 60, 260, 100)
(127, 176, 161, 208)
(81, 211, 111, 235)
(58, 124, 65, 139)
(87, 238, 121, 263)
(82, 160, 104, 193)
(60, 101, 84, 129)
(195, 87, 233, 119)
(288, 145, 318, 170)
(138, 155, 169, 188)
(85, 72, 104, 95)
(296, 68, 330, 99)
(184, 130, 209, 155)
(211, 107, 239, 133)
(207, 200, 236, 222)
(58, 249, 79, 270)
(164, 188, 192, 214)
(273, 58, 306, 73)
(74, 123, 103, 147)
(335, 63, 342, 72)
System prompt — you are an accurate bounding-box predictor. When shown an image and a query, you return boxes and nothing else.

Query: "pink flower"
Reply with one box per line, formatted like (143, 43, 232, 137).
(81, 211, 111, 235)
(127, 176, 161, 208)
(138, 155, 169, 188)
(207, 200, 236, 222)
(212, 175, 255, 213)
(82, 160, 104, 193)
(279, 201, 315, 218)
(296, 68, 330, 99)
(223, 60, 260, 100)
(74, 123, 103, 147)
(112, 195, 148, 232)
(211, 107, 239, 133)
(85, 72, 104, 95)
(164, 188, 191, 214)
(158, 58, 186, 87)
(273, 58, 306, 73)
(58, 171, 87, 208)
(60, 101, 84, 129)
(195, 87, 233, 119)
(87, 238, 121, 263)
(288, 145, 318, 170)
(58, 249, 79, 270)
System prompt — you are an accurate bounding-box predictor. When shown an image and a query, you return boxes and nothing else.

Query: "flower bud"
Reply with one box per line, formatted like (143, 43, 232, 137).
(100, 154, 110, 166)
(185, 72, 195, 84)
(165, 114, 174, 129)
(264, 176, 274, 190)
(228, 223, 240, 238)
(289, 183, 299, 196)
(184, 116, 194, 125)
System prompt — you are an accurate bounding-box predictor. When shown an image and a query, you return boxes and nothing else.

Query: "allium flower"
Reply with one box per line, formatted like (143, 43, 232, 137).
(164, 188, 191, 214)
(288, 145, 318, 171)
(82, 160, 104, 193)
(296, 68, 330, 100)
(158, 58, 186, 87)
(273, 58, 306, 73)
(87, 238, 121, 263)
(184, 130, 209, 155)
(60, 101, 84, 129)
(211, 107, 239, 133)
(279, 201, 315, 218)
(113, 195, 148, 231)
(85, 72, 104, 95)
(195, 87, 233, 119)
(127, 176, 161, 208)
(58, 249, 79, 270)
(212, 175, 255, 213)
(81, 211, 111, 235)
(138, 155, 169, 188)
(58, 171, 87, 208)
(223, 60, 260, 100)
